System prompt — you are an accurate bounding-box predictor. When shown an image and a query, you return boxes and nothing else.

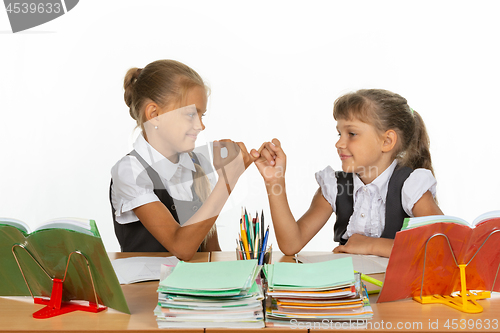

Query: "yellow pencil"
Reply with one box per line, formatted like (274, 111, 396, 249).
(240, 219, 250, 259)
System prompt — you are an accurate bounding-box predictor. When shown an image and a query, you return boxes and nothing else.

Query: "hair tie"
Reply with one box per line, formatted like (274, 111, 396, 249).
(409, 107, 414, 115)
(133, 68, 142, 83)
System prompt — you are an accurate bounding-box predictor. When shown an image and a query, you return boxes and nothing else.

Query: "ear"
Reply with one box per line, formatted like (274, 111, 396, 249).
(381, 129, 398, 153)
(144, 102, 160, 123)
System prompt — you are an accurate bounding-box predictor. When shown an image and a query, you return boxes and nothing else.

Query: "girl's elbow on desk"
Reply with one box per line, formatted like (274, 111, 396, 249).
(281, 249, 299, 256)
(276, 242, 303, 256)
(168, 245, 197, 261)
(161, 231, 198, 261)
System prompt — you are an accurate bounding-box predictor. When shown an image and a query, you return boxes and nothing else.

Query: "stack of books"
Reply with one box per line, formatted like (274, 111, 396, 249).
(155, 259, 265, 329)
(263, 257, 373, 328)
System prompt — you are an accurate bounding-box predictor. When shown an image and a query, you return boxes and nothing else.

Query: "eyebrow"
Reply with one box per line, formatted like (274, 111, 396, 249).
(337, 124, 360, 131)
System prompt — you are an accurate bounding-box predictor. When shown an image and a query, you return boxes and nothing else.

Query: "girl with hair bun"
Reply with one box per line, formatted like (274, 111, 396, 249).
(111, 59, 254, 260)
(252, 89, 443, 257)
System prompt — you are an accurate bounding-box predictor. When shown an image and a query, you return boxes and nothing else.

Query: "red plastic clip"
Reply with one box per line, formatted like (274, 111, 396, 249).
(32, 278, 106, 319)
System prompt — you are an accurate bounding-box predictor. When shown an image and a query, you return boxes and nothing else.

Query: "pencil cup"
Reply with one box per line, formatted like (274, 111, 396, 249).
(236, 247, 272, 265)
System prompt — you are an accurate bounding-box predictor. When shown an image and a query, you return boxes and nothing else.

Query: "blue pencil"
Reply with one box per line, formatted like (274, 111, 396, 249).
(259, 226, 269, 265)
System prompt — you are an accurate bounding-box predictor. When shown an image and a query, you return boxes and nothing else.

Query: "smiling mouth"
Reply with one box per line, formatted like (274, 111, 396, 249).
(339, 154, 352, 160)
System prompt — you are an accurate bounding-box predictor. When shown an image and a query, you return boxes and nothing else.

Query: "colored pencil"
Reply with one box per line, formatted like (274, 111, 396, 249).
(254, 213, 260, 258)
(259, 226, 269, 265)
(260, 210, 265, 245)
(240, 224, 250, 260)
(245, 209, 254, 254)
(236, 239, 243, 259)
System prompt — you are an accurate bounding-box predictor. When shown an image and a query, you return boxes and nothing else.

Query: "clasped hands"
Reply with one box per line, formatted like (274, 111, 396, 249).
(211, 138, 285, 191)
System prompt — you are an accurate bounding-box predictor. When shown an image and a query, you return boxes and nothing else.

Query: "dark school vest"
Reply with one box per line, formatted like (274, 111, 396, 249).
(334, 166, 413, 245)
(110, 150, 203, 252)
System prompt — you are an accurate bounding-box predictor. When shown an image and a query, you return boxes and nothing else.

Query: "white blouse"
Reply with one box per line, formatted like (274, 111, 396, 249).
(111, 134, 217, 224)
(315, 160, 437, 240)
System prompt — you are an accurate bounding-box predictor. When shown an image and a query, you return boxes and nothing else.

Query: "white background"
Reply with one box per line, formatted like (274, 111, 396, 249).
(1, 1, 499, 253)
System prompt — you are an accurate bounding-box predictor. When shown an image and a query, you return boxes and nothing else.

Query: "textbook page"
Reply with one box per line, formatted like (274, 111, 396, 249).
(35, 217, 94, 235)
(472, 210, 500, 226)
(403, 211, 500, 230)
(402, 215, 471, 230)
(0, 218, 30, 234)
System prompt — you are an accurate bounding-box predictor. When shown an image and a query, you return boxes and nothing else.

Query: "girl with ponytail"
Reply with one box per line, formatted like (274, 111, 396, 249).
(251, 89, 443, 257)
(111, 60, 255, 260)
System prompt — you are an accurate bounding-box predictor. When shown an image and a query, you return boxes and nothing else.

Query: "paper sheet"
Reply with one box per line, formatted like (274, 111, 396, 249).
(295, 253, 388, 275)
(112, 256, 180, 284)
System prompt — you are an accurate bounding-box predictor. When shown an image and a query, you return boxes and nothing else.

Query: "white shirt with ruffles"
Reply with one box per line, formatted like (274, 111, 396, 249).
(111, 134, 216, 224)
(315, 160, 436, 240)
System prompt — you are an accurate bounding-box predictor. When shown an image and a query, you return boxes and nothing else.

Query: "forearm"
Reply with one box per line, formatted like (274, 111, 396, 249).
(367, 237, 394, 257)
(184, 179, 229, 226)
(171, 215, 218, 260)
(168, 180, 230, 259)
(265, 179, 304, 255)
(333, 234, 394, 258)
(172, 152, 248, 258)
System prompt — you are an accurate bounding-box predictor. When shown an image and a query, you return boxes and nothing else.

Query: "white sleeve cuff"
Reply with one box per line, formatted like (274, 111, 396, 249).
(120, 192, 160, 215)
(315, 166, 338, 212)
(402, 169, 437, 217)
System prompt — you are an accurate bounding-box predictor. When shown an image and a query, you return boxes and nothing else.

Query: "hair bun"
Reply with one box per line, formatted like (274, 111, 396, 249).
(124, 67, 143, 110)
(124, 67, 142, 88)
(134, 68, 142, 81)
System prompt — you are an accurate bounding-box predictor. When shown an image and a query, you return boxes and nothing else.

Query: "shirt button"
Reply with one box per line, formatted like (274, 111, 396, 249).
(363, 187, 367, 192)
(361, 213, 365, 218)
(192, 206, 199, 212)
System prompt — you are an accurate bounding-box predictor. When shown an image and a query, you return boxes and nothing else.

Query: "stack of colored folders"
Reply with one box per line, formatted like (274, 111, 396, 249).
(155, 260, 265, 329)
(263, 257, 373, 327)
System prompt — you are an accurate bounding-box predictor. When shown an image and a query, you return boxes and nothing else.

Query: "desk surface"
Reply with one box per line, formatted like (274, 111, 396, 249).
(1, 252, 499, 332)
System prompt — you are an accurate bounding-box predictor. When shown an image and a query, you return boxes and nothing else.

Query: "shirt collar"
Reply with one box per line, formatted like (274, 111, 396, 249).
(133, 133, 196, 181)
(353, 160, 398, 202)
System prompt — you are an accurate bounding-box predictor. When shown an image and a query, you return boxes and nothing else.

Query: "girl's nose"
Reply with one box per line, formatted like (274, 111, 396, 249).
(194, 114, 205, 131)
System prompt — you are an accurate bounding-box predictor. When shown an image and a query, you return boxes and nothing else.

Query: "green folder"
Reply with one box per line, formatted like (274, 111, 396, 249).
(0, 219, 130, 314)
(159, 260, 260, 296)
(266, 257, 355, 290)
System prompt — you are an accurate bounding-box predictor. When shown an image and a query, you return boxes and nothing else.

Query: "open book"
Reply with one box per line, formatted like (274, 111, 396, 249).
(0, 217, 98, 236)
(378, 211, 500, 303)
(402, 210, 500, 230)
(0, 217, 129, 314)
